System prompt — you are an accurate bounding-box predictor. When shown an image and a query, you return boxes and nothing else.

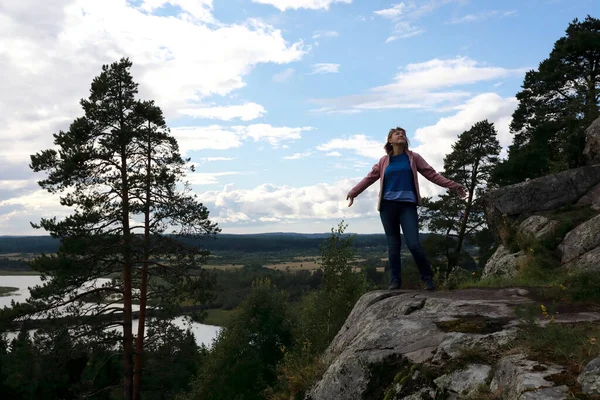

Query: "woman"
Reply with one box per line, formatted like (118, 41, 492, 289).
(346, 127, 466, 291)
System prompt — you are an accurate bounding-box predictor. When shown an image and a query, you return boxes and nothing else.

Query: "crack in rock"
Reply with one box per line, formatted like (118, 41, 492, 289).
(364, 291, 408, 309)
(402, 298, 426, 315)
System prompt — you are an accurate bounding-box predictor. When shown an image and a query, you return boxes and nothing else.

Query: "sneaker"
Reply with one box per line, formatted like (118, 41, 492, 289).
(424, 280, 436, 291)
(388, 280, 401, 290)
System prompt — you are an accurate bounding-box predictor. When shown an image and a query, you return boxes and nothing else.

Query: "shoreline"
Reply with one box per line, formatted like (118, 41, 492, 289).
(0, 286, 19, 296)
(0, 270, 41, 276)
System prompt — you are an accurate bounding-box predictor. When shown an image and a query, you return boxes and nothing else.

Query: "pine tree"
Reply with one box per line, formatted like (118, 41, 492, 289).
(421, 120, 501, 277)
(11, 58, 219, 400)
(493, 15, 600, 185)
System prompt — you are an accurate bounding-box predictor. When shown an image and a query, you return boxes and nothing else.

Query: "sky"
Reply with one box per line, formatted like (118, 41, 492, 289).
(0, 0, 597, 236)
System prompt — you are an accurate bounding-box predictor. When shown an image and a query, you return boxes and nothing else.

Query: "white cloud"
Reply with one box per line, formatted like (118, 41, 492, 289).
(202, 178, 380, 225)
(312, 30, 339, 39)
(325, 151, 342, 156)
(309, 107, 362, 115)
(179, 102, 266, 121)
(374, 0, 462, 42)
(448, 10, 517, 24)
(137, 0, 215, 23)
(0, 180, 33, 191)
(0, 189, 72, 234)
(171, 126, 246, 154)
(171, 123, 314, 155)
(198, 157, 235, 162)
(317, 134, 384, 159)
(374, 2, 413, 18)
(243, 124, 314, 147)
(404, 93, 516, 198)
(411, 92, 518, 179)
(273, 67, 295, 83)
(0, 0, 306, 167)
(311, 57, 527, 113)
(251, 0, 352, 11)
(187, 171, 244, 185)
(310, 63, 340, 74)
(384, 22, 425, 42)
(283, 151, 312, 159)
(314, 93, 518, 200)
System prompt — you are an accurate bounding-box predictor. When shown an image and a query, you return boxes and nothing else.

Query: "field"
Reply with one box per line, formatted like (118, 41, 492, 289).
(202, 255, 388, 272)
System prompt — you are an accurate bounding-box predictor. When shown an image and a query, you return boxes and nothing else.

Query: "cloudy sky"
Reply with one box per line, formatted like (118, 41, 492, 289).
(0, 0, 595, 235)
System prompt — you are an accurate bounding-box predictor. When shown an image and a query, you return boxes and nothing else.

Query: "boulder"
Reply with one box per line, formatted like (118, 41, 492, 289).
(433, 364, 491, 398)
(558, 214, 600, 265)
(577, 182, 600, 211)
(482, 245, 526, 279)
(518, 215, 561, 243)
(482, 165, 600, 241)
(520, 385, 569, 399)
(584, 116, 600, 166)
(578, 356, 600, 395)
(563, 246, 600, 272)
(489, 354, 565, 400)
(432, 328, 518, 362)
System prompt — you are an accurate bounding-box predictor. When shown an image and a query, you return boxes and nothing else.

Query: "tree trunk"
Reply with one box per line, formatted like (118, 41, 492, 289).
(133, 125, 152, 400)
(446, 169, 477, 278)
(122, 151, 134, 400)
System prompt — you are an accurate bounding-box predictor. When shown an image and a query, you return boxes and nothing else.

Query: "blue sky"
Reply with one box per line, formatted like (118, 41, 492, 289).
(0, 0, 597, 235)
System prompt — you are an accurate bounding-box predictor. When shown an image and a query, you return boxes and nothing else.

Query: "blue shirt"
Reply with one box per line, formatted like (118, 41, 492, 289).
(382, 153, 417, 203)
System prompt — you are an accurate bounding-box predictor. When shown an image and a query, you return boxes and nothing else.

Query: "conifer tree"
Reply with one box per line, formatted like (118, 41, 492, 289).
(493, 16, 600, 185)
(15, 58, 219, 400)
(421, 120, 501, 276)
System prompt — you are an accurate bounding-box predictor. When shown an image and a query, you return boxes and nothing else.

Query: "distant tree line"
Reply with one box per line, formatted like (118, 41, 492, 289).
(0, 233, 438, 255)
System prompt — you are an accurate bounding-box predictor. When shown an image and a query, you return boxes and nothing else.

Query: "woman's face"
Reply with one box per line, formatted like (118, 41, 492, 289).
(389, 130, 406, 145)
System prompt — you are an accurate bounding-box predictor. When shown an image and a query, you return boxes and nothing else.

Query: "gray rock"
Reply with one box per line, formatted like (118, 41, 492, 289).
(482, 165, 600, 242)
(307, 289, 531, 400)
(584, 116, 600, 166)
(577, 182, 600, 211)
(482, 245, 526, 279)
(432, 328, 518, 362)
(402, 387, 436, 400)
(518, 215, 561, 242)
(563, 246, 600, 272)
(537, 311, 600, 326)
(578, 356, 600, 395)
(558, 214, 600, 264)
(490, 354, 564, 400)
(434, 364, 491, 397)
(520, 385, 569, 399)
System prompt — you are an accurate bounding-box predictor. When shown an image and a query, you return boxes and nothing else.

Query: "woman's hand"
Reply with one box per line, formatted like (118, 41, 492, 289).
(346, 193, 355, 207)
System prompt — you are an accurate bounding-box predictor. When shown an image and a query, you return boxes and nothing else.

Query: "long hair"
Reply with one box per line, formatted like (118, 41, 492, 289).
(384, 127, 410, 154)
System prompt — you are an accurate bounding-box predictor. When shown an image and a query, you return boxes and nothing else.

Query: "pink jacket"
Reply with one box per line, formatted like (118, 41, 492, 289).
(348, 150, 461, 211)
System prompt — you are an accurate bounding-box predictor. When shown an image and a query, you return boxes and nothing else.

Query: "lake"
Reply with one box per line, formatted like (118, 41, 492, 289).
(0, 275, 221, 346)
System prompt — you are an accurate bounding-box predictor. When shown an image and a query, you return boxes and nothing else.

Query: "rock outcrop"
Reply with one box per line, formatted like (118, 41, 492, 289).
(490, 354, 567, 400)
(306, 289, 600, 400)
(482, 119, 600, 277)
(482, 165, 600, 240)
(584, 116, 600, 166)
(481, 245, 525, 279)
(579, 356, 600, 396)
(517, 215, 561, 242)
(558, 214, 600, 271)
(576, 182, 600, 210)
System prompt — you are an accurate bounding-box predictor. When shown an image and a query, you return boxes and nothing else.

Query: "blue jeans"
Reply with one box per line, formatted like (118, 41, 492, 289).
(379, 200, 434, 283)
